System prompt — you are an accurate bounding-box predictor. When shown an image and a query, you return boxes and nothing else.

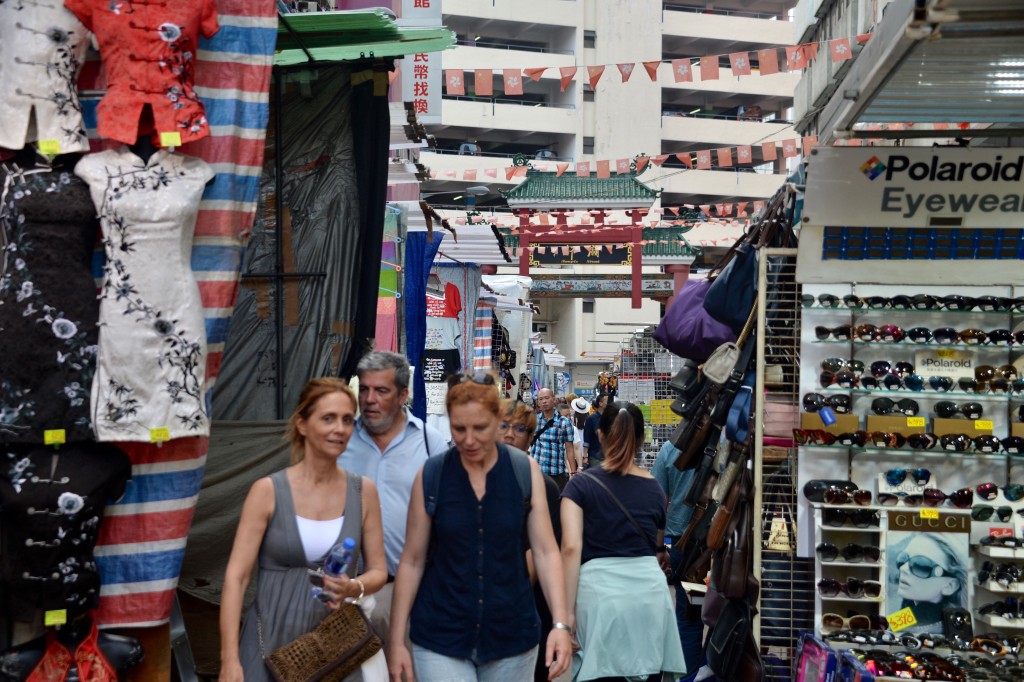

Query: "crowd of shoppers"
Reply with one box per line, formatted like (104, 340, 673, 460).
(220, 352, 691, 682)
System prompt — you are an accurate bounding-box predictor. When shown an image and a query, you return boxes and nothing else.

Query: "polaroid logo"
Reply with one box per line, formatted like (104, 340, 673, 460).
(860, 156, 886, 180)
(919, 358, 972, 368)
(884, 154, 1024, 183)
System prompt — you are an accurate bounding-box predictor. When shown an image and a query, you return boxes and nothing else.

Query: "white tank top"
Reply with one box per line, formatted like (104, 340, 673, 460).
(295, 515, 344, 563)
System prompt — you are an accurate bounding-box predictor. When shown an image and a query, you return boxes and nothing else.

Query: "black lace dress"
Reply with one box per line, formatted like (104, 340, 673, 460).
(0, 153, 99, 443)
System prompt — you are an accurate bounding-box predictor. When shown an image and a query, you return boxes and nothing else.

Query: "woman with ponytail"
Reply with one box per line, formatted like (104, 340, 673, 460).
(560, 402, 686, 682)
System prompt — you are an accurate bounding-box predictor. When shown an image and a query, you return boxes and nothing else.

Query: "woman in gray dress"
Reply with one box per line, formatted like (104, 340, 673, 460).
(219, 378, 388, 681)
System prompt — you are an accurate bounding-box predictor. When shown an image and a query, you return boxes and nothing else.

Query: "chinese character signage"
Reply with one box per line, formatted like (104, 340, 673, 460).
(402, 51, 441, 124)
(401, 0, 441, 23)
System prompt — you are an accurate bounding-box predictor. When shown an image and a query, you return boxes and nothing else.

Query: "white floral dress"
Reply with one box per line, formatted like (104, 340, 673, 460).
(0, 0, 91, 154)
(1, 156, 99, 442)
(75, 147, 213, 441)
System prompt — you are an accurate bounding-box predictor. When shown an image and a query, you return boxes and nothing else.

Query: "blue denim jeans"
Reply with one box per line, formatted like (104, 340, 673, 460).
(669, 546, 705, 682)
(412, 644, 538, 682)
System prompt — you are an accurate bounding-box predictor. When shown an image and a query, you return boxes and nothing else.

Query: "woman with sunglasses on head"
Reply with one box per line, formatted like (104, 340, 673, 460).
(388, 373, 572, 682)
(219, 378, 389, 682)
(501, 398, 566, 682)
(891, 534, 968, 635)
(561, 402, 686, 682)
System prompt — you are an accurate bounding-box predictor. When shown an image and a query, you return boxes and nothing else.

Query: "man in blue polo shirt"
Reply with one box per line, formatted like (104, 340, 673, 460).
(339, 351, 448, 651)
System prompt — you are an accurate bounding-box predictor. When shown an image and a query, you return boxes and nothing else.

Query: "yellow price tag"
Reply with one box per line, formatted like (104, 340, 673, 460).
(44, 609, 67, 627)
(886, 607, 918, 633)
(906, 417, 926, 428)
(149, 427, 171, 443)
(38, 139, 61, 156)
(975, 420, 994, 431)
(159, 132, 182, 147)
(920, 508, 939, 520)
(44, 429, 66, 445)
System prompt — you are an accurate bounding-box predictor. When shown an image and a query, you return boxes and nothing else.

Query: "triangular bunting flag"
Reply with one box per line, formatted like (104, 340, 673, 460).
(576, 161, 591, 177)
(782, 138, 799, 158)
(696, 151, 711, 169)
(636, 156, 649, 173)
(503, 68, 523, 95)
(505, 166, 517, 181)
(556, 163, 570, 177)
(666, 206, 679, 216)
(643, 61, 661, 81)
(559, 66, 577, 92)
(671, 58, 693, 83)
(856, 33, 872, 45)
(830, 37, 853, 62)
(652, 154, 669, 166)
(762, 141, 778, 161)
(785, 45, 807, 71)
(484, 168, 497, 178)
(934, 123, 951, 130)
(699, 204, 711, 215)
(616, 158, 631, 174)
(736, 145, 752, 164)
(444, 170, 456, 178)
(587, 65, 606, 89)
(617, 63, 635, 82)
(515, 166, 528, 178)
(802, 135, 818, 155)
(445, 69, 465, 95)
(474, 69, 494, 96)
(737, 202, 749, 217)
(463, 169, 477, 180)
(596, 160, 611, 178)
(729, 52, 751, 77)
(675, 153, 692, 168)
(757, 48, 779, 76)
(716, 147, 733, 167)
(524, 67, 547, 82)
(804, 42, 819, 62)
(699, 55, 719, 81)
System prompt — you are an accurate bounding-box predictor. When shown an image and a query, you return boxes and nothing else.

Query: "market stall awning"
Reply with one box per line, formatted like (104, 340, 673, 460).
(275, 9, 456, 66)
(817, 0, 1024, 142)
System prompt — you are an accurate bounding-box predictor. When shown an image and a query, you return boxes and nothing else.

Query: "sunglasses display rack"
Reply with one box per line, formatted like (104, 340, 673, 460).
(798, 284, 1024, 654)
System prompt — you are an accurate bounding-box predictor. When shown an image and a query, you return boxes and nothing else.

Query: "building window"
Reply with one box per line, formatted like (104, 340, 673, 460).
(583, 85, 595, 102)
(583, 30, 596, 49)
(583, 136, 595, 154)
(582, 299, 595, 313)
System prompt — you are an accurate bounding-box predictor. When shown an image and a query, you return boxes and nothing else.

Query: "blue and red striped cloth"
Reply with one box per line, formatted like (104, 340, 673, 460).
(78, 0, 276, 627)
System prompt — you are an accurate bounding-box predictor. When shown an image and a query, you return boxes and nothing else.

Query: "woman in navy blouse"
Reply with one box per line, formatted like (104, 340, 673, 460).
(387, 372, 572, 682)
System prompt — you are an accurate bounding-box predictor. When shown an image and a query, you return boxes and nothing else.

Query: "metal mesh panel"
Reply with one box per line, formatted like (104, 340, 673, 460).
(617, 328, 683, 471)
(755, 249, 815, 681)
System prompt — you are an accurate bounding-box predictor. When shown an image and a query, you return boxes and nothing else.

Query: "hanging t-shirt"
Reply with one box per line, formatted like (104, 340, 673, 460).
(425, 316, 461, 351)
(426, 282, 462, 318)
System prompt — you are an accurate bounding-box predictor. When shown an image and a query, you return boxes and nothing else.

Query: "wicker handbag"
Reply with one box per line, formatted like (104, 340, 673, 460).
(258, 601, 382, 682)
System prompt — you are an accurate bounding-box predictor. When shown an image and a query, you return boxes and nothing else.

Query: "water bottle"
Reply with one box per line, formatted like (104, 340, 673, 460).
(312, 537, 356, 602)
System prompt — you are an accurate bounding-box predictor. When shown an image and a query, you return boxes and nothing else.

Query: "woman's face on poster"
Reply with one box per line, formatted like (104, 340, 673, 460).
(897, 536, 959, 604)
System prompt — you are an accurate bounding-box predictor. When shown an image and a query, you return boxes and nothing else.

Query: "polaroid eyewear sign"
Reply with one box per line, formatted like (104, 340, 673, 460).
(914, 349, 973, 380)
(805, 148, 1024, 228)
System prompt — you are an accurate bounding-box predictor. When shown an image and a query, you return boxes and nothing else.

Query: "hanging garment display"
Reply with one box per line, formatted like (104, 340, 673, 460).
(0, 0, 91, 154)
(0, 442, 131, 621)
(75, 146, 213, 441)
(1, 154, 99, 443)
(63, 0, 219, 146)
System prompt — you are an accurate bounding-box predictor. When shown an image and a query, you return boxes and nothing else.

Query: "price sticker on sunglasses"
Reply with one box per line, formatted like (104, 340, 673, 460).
(975, 420, 994, 431)
(920, 508, 940, 520)
(906, 417, 926, 428)
(886, 607, 918, 633)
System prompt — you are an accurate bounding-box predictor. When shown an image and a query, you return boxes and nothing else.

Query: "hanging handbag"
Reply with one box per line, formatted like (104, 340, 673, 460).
(257, 601, 382, 682)
(704, 241, 758, 333)
(652, 278, 737, 362)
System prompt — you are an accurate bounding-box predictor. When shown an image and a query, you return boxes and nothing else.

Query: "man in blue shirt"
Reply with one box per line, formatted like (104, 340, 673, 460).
(582, 392, 609, 467)
(338, 351, 448, 650)
(652, 439, 704, 680)
(528, 388, 576, 490)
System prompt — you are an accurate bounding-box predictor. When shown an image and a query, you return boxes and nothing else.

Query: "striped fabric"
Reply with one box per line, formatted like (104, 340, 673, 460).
(473, 306, 493, 371)
(80, 0, 276, 627)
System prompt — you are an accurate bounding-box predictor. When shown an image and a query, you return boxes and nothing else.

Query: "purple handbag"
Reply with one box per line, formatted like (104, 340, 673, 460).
(653, 278, 737, 362)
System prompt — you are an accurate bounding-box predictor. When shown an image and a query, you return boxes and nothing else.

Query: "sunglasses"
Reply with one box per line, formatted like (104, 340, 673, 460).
(916, 486, 976, 508)
(928, 376, 954, 392)
(1002, 436, 1024, 454)
(907, 432, 939, 450)
(816, 542, 881, 563)
(802, 393, 852, 414)
(821, 357, 865, 374)
(981, 536, 1024, 549)
(792, 429, 838, 446)
(447, 371, 497, 388)
(854, 324, 879, 342)
(871, 397, 920, 416)
(973, 505, 1014, 522)
(869, 431, 906, 448)
(499, 422, 530, 434)
(836, 431, 868, 447)
(820, 370, 858, 388)
(940, 433, 971, 452)
(896, 551, 950, 579)
(886, 467, 931, 487)
(815, 324, 853, 341)
(959, 328, 988, 345)
(859, 374, 909, 391)
(823, 487, 873, 506)
(820, 613, 888, 631)
(934, 401, 983, 420)
(823, 508, 879, 528)
(817, 577, 882, 599)
(972, 435, 1002, 453)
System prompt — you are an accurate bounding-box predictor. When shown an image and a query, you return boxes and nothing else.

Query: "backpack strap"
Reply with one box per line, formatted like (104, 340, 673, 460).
(423, 447, 456, 517)
(501, 444, 533, 515)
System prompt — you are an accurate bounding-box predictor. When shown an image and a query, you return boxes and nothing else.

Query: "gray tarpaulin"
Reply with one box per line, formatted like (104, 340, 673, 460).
(178, 421, 289, 604)
(212, 65, 361, 420)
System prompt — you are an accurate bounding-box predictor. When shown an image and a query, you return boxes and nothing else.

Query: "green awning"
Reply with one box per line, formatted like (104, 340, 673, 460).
(275, 9, 456, 67)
